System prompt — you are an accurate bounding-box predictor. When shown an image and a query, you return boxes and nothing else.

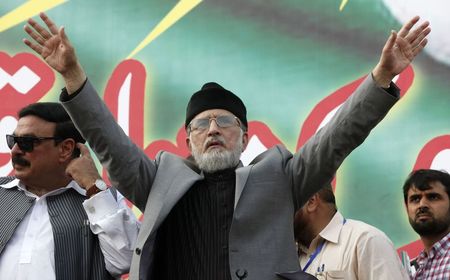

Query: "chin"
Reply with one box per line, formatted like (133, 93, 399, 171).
(13, 168, 28, 180)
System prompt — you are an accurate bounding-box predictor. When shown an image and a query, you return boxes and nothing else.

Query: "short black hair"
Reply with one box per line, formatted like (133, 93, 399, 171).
(18, 102, 85, 156)
(317, 183, 336, 206)
(403, 169, 450, 203)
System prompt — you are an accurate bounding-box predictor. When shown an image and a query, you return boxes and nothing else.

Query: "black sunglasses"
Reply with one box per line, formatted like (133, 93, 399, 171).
(6, 134, 61, 153)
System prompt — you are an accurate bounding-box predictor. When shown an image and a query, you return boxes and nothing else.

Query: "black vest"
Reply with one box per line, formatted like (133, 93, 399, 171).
(0, 176, 114, 280)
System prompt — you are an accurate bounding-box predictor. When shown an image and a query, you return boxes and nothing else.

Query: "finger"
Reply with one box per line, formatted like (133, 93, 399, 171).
(383, 30, 397, 52)
(24, 25, 45, 46)
(27, 17, 53, 39)
(65, 159, 76, 176)
(412, 38, 428, 57)
(40, 12, 59, 35)
(398, 16, 420, 38)
(405, 21, 430, 44)
(409, 26, 431, 48)
(77, 143, 90, 156)
(23, 38, 44, 55)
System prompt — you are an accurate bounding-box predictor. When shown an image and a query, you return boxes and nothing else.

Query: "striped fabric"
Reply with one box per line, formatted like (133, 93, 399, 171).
(0, 177, 114, 280)
(0, 178, 35, 254)
(413, 232, 450, 280)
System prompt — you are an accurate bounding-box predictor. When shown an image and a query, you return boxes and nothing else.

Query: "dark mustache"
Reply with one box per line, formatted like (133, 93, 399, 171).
(12, 155, 30, 167)
(416, 207, 430, 216)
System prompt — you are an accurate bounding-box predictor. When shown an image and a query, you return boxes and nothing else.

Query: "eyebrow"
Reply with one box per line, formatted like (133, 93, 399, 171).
(12, 133, 39, 137)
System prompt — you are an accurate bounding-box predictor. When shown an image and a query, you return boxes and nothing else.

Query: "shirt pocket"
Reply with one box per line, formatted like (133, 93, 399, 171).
(316, 270, 347, 280)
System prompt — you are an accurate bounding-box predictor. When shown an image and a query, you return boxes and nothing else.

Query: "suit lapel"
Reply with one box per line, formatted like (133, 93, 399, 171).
(141, 157, 203, 238)
(234, 165, 252, 208)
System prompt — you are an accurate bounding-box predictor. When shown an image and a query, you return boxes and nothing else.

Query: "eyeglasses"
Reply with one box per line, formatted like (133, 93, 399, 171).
(6, 134, 61, 153)
(188, 115, 241, 134)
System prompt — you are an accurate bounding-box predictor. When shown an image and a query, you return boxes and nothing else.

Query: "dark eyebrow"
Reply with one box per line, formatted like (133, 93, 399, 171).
(426, 192, 442, 198)
(12, 133, 38, 137)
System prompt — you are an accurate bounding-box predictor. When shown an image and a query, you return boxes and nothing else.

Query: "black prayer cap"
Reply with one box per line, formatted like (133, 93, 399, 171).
(185, 82, 247, 129)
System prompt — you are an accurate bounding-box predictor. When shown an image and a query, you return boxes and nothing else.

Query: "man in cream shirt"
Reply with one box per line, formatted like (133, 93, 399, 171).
(294, 186, 409, 280)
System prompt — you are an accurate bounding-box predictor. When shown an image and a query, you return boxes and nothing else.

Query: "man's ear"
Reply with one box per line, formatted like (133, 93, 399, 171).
(59, 138, 76, 161)
(305, 193, 319, 213)
(242, 131, 249, 151)
(186, 136, 192, 153)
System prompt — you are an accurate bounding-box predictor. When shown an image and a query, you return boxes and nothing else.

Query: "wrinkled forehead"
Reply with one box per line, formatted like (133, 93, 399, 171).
(193, 108, 236, 120)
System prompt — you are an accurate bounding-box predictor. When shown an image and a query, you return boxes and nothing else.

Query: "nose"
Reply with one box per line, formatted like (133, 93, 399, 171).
(10, 142, 23, 155)
(207, 118, 221, 136)
(418, 197, 429, 208)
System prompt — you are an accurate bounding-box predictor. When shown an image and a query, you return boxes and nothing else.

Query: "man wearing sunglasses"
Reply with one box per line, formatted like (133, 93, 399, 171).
(23, 13, 430, 280)
(0, 102, 140, 280)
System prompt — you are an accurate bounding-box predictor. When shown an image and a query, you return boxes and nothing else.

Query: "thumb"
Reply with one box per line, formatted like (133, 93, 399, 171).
(77, 143, 90, 157)
(383, 30, 397, 52)
(59, 26, 71, 46)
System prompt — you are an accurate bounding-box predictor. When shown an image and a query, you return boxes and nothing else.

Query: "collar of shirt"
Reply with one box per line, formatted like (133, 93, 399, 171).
(298, 211, 346, 255)
(417, 231, 450, 261)
(1, 178, 86, 198)
(319, 211, 346, 244)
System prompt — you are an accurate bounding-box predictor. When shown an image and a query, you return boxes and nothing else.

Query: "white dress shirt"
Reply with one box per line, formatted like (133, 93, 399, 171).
(298, 211, 409, 280)
(0, 179, 140, 279)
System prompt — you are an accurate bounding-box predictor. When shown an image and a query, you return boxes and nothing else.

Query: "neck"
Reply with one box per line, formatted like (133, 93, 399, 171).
(303, 208, 336, 248)
(421, 229, 450, 253)
(22, 176, 72, 197)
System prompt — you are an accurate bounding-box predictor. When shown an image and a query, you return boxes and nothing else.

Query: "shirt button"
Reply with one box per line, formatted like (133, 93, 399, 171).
(88, 206, 95, 214)
(135, 248, 141, 255)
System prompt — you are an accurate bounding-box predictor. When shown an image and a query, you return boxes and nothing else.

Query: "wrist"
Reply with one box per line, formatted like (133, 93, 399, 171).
(86, 179, 108, 198)
(62, 62, 87, 94)
(372, 64, 394, 88)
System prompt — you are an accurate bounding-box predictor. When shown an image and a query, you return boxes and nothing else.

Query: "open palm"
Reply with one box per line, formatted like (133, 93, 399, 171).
(24, 13, 78, 76)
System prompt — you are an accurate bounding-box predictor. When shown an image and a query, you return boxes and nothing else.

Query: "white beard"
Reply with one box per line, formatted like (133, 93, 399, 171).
(190, 131, 243, 173)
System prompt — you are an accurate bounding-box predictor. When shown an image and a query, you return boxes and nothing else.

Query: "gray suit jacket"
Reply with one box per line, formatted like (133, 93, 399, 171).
(62, 74, 398, 280)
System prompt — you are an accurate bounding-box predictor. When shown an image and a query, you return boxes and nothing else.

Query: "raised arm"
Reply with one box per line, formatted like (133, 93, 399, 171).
(23, 12, 86, 93)
(23, 12, 158, 210)
(290, 17, 431, 207)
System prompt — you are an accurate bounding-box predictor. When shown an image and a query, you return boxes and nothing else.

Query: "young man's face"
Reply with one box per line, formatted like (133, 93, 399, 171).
(406, 181, 450, 237)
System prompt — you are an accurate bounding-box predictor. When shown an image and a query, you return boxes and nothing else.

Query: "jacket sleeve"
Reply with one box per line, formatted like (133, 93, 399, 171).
(62, 80, 157, 211)
(287, 74, 399, 209)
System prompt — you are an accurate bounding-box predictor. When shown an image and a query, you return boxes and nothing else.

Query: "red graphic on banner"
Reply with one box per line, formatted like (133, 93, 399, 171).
(0, 52, 55, 115)
(0, 52, 55, 174)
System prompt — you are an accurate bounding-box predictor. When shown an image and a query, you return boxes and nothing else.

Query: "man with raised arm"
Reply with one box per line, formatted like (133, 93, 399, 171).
(24, 13, 430, 280)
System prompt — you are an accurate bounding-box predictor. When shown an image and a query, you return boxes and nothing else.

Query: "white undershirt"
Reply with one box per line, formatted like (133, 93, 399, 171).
(0, 179, 140, 279)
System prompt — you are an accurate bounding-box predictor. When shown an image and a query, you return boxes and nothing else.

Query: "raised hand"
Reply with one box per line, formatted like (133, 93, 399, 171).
(66, 143, 101, 190)
(373, 16, 431, 87)
(23, 12, 86, 93)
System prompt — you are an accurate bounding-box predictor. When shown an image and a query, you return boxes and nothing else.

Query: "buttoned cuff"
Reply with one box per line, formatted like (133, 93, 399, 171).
(82, 190, 119, 224)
